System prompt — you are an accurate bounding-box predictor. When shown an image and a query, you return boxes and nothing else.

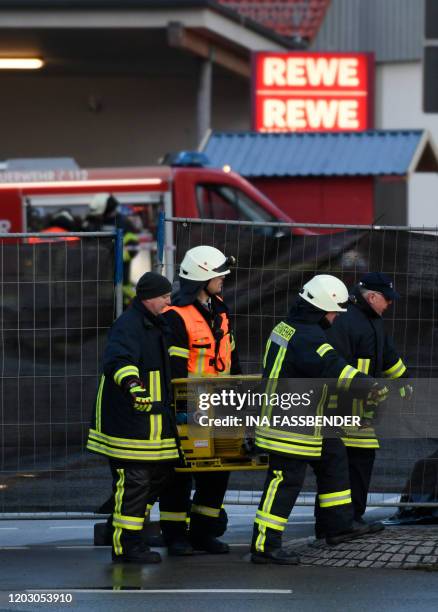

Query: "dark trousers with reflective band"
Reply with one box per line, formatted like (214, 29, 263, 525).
(346, 446, 376, 520)
(109, 459, 172, 557)
(252, 438, 353, 553)
(160, 470, 229, 543)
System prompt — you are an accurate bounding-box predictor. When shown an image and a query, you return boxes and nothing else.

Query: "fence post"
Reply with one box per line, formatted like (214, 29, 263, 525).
(163, 193, 175, 282)
(114, 228, 124, 317)
(156, 211, 165, 273)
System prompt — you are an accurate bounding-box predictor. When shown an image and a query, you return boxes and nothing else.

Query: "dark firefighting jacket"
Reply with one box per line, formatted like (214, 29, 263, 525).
(255, 298, 377, 460)
(325, 288, 408, 449)
(87, 297, 179, 462)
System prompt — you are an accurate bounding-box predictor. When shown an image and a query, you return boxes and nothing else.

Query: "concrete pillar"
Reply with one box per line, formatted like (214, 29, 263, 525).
(197, 56, 212, 145)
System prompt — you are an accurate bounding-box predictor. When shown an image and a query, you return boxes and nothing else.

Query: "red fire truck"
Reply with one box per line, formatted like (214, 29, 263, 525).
(0, 152, 307, 286)
(0, 152, 295, 234)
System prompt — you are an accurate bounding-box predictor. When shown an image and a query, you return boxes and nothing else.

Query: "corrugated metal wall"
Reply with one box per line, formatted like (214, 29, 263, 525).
(312, 0, 423, 63)
(202, 131, 425, 177)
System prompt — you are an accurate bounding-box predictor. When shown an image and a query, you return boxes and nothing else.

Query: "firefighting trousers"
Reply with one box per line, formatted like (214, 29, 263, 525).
(346, 446, 376, 520)
(252, 438, 353, 553)
(159, 470, 230, 543)
(109, 459, 172, 557)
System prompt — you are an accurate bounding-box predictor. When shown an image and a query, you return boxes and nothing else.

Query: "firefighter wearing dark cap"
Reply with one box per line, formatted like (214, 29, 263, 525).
(251, 274, 390, 565)
(159, 245, 241, 556)
(87, 272, 180, 564)
(325, 272, 410, 532)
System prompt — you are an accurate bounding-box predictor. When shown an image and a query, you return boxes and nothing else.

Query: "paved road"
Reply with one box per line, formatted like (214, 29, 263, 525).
(0, 506, 437, 611)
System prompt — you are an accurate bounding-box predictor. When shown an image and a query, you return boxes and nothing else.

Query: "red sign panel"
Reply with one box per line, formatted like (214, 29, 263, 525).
(252, 52, 374, 132)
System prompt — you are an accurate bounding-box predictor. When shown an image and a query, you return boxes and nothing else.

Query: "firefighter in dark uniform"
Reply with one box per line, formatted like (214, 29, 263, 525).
(87, 272, 180, 564)
(325, 272, 410, 531)
(84, 193, 140, 306)
(159, 245, 240, 556)
(251, 274, 389, 565)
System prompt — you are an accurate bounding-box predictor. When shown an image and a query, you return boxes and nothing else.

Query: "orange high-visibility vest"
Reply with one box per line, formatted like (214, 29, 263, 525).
(168, 304, 232, 376)
(27, 227, 80, 243)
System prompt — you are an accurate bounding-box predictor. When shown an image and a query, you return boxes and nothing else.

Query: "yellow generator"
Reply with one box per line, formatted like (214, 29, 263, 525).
(172, 375, 268, 473)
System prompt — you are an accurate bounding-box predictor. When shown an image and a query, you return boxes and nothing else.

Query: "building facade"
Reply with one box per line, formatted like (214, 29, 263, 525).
(0, 0, 292, 167)
(313, 0, 438, 226)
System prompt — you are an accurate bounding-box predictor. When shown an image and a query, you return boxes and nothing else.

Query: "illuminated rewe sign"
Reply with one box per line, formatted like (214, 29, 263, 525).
(252, 52, 374, 132)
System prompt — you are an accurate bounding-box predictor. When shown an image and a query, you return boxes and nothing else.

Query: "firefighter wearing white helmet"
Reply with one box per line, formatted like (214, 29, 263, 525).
(251, 273, 389, 565)
(179, 245, 234, 282)
(84, 193, 139, 306)
(159, 245, 240, 556)
(300, 274, 349, 313)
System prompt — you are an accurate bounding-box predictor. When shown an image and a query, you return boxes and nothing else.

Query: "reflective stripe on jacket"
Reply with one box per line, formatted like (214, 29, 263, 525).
(255, 304, 374, 460)
(86, 297, 179, 462)
(326, 291, 408, 449)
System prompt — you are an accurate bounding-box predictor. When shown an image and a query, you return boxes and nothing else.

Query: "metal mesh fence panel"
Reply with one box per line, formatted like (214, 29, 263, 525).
(167, 219, 438, 508)
(2, 222, 438, 514)
(0, 234, 115, 514)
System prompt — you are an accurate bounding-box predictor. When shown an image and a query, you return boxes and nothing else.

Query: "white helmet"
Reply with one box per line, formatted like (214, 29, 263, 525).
(299, 274, 348, 313)
(179, 246, 234, 282)
(88, 193, 110, 217)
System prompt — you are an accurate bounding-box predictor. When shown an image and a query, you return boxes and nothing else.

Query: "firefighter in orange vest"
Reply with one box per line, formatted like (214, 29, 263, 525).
(159, 245, 241, 555)
(27, 209, 80, 243)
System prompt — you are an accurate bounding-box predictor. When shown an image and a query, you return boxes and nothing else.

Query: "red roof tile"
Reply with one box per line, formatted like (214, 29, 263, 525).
(219, 0, 331, 42)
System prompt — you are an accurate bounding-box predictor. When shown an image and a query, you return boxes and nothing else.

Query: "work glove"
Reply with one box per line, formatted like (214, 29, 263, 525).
(362, 383, 389, 423)
(399, 383, 413, 400)
(367, 383, 389, 407)
(123, 377, 152, 412)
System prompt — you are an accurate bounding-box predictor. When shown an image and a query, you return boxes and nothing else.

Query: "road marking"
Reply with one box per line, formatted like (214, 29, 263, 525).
(56, 546, 100, 549)
(1, 546, 100, 550)
(227, 512, 312, 518)
(49, 525, 91, 529)
(0, 527, 19, 530)
(229, 520, 313, 526)
(31, 589, 293, 594)
(56, 545, 249, 550)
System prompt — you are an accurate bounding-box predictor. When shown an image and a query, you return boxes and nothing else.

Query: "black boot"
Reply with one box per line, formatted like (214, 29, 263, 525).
(326, 520, 371, 545)
(190, 535, 229, 554)
(94, 520, 165, 547)
(112, 547, 162, 564)
(355, 517, 385, 534)
(144, 533, 166, 547)
(314, 527, 325, 540)
(112, 539, 161, 564)
(167, 536, 194, 556)
(251, 548, 300, 565)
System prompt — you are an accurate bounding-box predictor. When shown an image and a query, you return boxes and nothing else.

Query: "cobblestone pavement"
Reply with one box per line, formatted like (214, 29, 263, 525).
(287, 526, 438, 570)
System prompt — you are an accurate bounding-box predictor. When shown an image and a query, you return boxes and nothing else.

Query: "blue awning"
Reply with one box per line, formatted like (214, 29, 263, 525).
(201, 130, 438, 177)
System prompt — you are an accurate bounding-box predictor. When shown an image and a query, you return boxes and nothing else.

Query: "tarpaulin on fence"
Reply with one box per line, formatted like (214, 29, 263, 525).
(173, 223, 438, 377)
(171, 222, 438, 510)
